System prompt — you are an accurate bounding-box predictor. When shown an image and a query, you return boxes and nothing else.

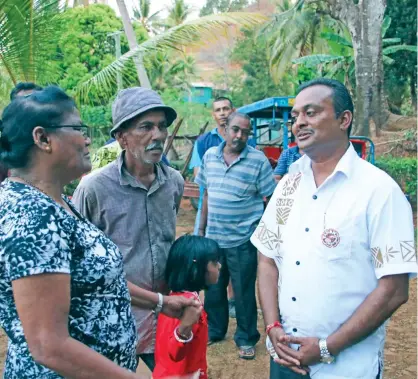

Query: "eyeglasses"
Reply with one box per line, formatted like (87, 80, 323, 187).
(45, 124, 90, 138)
(229, 125, 253, 137)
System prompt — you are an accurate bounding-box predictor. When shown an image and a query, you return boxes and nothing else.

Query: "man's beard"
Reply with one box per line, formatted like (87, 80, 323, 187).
(231, 139, 245, 151)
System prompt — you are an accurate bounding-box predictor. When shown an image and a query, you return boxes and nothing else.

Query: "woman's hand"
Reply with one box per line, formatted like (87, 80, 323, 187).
(180, 305, 203, 328)
(162, 295, 200, 319)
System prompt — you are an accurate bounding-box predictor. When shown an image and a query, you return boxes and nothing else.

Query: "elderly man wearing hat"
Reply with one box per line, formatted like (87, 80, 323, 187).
(73, 87, 187, 371)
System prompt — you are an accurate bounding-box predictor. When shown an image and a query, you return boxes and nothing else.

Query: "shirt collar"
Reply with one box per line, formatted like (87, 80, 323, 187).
(289, 143, 358, 179)
(212, 127, 225, 141)
(117, 151, 168, 189)
(216, 141, 250, 160)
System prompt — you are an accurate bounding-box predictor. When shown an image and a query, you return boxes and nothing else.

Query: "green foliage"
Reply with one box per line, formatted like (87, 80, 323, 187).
(160, 89, 212, 135)
(384, 0, 417, 115)
(165, 0, 192, 28)
(64, 178, 80, 197)
(200, 0, 249, 16)
(261, 0, 343, 82)
(0, 0, 62, 84)
(375, 157, 417, 204)
(228, 28, 316, 106)
(80, 104, 113, 129)
(133, 0, 163, 34)
(292, 20, 417, 94)
(145, 51, 196, 92)
(75, 12, 268, 103)
(79, 104, 113, 148)
(52, 4, 147, 100)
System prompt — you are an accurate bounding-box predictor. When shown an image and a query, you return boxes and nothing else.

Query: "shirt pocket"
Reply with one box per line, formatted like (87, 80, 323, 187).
(320, 212, 354, 261)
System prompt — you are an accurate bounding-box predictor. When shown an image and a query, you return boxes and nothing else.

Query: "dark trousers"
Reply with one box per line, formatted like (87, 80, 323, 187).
(204, 240, 260, 348)
(269, 358, 381, 379)
(270, 359, 311, 379)
(136, 353, 155, 372)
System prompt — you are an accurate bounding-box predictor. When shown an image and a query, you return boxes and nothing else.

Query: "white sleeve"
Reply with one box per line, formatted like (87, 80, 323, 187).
(368, 180, 417, 279)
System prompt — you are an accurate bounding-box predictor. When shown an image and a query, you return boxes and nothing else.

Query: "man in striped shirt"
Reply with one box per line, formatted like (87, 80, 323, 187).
(273, 145, 304, 182)
(196, 112, 276, 360)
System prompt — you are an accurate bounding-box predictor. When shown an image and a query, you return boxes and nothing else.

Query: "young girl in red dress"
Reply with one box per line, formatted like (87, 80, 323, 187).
(153, 235, 221, 379)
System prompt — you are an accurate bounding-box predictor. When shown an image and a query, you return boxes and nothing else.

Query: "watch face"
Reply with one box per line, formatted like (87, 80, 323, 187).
(321, 355, 335, 364)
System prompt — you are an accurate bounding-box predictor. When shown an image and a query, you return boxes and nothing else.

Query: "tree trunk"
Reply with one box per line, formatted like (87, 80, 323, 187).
(116, 0, 152, 89)
(322, 0, 389, 136)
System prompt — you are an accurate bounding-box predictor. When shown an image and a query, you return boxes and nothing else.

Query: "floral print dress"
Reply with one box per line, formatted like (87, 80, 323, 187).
(0, 180, 138, 378)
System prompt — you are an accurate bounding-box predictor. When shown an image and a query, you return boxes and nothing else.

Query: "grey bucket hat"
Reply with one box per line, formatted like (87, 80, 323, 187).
(110, 87, 177, 137)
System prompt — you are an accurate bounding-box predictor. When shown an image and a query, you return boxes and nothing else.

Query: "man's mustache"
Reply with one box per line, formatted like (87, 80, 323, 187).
(145, 142, 164, 151)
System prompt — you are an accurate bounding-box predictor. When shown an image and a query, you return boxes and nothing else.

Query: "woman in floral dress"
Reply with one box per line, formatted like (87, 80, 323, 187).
(0, 86, 160, 379)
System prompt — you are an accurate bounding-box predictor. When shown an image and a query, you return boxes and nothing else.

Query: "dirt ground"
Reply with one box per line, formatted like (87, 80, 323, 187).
(0, 201, 416, 378)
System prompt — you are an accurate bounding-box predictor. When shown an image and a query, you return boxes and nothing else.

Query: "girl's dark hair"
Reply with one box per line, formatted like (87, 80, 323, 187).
(0, 86, 76, 169)
(165, 235, 221, 293)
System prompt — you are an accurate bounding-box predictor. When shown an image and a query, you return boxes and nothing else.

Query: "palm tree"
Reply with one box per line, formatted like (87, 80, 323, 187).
(292, 17, 417, 94)
(261, 0, 344, 82)
(165, 0, 192, 28)
(76, 12, 269, 103)
(147, 51, 196, 92)
(116, 0, 151, 88)
(133, 0, 163, 34)
(0, 0, 62, 85)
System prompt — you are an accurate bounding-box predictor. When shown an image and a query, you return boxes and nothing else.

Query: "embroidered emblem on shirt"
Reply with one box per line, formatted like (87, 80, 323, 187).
(276, 198, 294, 225)
(321, 228, 340, 248)
(281, 172, 302, 197)
(399, 241, 417, 262)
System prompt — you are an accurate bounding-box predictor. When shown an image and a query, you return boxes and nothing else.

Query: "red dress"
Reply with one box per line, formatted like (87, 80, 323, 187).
(153, 292, 208, 379)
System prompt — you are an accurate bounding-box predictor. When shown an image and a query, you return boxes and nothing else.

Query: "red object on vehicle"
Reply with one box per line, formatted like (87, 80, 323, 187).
(263, 146, 282, 161)
(350, 139, 367, 159)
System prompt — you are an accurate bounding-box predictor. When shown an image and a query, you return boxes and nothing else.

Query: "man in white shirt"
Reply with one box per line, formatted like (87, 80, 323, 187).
(251, 78, 417, 379)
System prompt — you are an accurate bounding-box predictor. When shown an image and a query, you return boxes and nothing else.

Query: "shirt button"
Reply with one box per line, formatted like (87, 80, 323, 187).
(305, 227, 309, 232)
(292, 297, 296, 301)
(313, 195, 318, 200)
(296, 261, 300, 265)
(293, 328, 298, 333)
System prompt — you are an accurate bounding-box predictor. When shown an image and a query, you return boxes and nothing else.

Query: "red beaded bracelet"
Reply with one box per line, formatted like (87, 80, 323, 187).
(266, 321, 283, 335)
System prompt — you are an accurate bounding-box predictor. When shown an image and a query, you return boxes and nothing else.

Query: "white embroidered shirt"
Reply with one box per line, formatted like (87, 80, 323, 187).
(251, 144, 417, 379)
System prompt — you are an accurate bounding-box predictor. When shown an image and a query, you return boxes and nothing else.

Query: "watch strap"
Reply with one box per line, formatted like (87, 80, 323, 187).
(319, 339, 330, 357)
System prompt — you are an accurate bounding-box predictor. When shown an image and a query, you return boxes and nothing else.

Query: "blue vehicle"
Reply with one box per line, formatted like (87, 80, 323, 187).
(238, 97, 375, 165)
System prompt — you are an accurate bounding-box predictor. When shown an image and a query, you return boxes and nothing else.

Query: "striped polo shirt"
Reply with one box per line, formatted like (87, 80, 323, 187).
(195, 141, 276, 248)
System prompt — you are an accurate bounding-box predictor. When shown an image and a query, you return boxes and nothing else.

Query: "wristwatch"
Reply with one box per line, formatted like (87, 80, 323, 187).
(319, 339, 335, 364)
(154, 293, 164, 315)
